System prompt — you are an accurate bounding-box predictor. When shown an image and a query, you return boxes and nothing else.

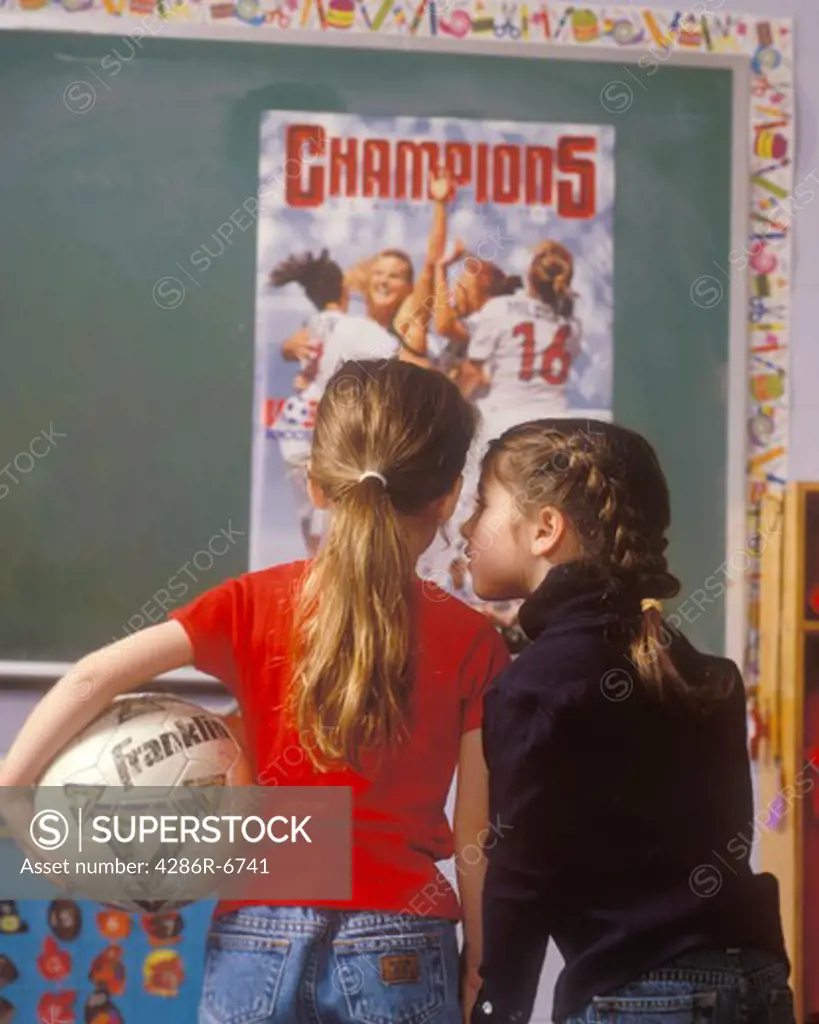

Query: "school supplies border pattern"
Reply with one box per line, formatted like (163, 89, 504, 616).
(0, 1, 795, 689)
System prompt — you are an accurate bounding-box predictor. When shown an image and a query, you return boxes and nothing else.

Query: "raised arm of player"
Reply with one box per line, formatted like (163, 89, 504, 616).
(395, 167, 453, 360)
(0, 622, 193, 787)
(434, 239, 471, 354)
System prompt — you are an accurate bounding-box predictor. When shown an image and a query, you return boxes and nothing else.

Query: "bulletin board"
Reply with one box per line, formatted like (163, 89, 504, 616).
(0, 4, 794, 686)
(0, 881, 213, 1023)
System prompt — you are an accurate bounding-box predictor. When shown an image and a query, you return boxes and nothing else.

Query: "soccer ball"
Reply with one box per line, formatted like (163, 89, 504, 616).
(270, 395, 317, 438)
(38, 694, 251, 791)
(33, 694, 252, 913)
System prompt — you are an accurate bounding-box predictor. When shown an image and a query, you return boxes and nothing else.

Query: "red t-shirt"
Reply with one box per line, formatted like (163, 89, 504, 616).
(170, 560, 509, 921)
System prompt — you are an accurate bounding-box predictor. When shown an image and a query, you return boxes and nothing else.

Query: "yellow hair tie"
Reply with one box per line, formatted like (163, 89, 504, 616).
(641, 598, 662, 613)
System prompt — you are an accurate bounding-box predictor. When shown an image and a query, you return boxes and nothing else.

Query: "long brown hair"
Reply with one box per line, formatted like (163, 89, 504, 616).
(292, 359, 477, 771)
(483, 261, 522, 298)
(270, 248, 343, 310)
(482, 419, 726, 702)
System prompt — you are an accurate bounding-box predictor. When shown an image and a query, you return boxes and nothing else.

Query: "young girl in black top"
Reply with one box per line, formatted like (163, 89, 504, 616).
(461, 419, 794, 1024)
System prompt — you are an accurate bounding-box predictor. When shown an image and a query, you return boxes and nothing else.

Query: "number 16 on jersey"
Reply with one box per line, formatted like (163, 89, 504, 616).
(515, 321, 574, 386)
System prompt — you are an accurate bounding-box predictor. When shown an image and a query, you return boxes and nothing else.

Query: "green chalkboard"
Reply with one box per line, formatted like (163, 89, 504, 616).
(0, 30, 733, 663)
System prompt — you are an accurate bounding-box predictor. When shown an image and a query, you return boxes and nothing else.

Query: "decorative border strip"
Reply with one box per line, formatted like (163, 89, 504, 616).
(1, 2, 795, 687)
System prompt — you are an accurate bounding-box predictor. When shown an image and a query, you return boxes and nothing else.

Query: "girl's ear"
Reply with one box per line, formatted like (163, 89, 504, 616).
(530, 505, 578, 560)
(306, 469, 329, 510)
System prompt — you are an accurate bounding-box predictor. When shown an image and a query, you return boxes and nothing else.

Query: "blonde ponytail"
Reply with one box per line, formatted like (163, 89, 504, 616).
(529, 241, 575, 318)
(290, 359, 477, 772)
(294, 480, 414, 772)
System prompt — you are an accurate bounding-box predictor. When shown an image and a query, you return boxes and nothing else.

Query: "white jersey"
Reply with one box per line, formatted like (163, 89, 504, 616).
(271, 311, 397, 460)
(301, 312, 398, 402)
(466, 289, 581, 420)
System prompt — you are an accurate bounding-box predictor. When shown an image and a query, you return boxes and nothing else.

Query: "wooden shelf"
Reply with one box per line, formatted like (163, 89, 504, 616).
(759, 482, 819, 1023)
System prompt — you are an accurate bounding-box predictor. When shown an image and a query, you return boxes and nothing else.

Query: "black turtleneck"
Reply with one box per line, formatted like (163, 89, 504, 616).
(472, 562, 788, 1023)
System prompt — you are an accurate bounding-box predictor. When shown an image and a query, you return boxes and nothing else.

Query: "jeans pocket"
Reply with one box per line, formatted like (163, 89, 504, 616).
(591, 991, 718, 1024)
(201, 933, 290, 1024)
(767, 987, 796, 1024)
(332, 931, 448, 1024)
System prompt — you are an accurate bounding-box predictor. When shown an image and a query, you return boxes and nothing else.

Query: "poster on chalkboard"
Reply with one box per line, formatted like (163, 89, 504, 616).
(249, 111, 614, 637)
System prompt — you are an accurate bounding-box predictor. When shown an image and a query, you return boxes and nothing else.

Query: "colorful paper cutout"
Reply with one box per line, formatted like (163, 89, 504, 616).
(48, 901, 82, 943)
(88, 946, 126, 997)
(0, 904, 27, 936)
(38, 990, 76, 1024)
(141, 912, 183, 946)
(84, 987, 123, 1024)
(36, 937, 71, 983)
(95, 911, 131, 944)
(143, 949, 185, 997)
(0, 957, 17, 991)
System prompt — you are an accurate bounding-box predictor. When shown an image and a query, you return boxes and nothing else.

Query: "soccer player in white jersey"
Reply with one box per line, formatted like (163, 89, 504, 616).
(342, 167, 454, 368)
(452, 240, 581, 528)
(270, 250, 398, 555)
(439, 242, 581, 636)
(457, 240, 581, 433)
(298, 312, 397, 404)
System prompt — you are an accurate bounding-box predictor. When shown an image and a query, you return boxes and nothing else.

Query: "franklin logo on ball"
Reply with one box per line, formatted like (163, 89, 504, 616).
(110, 715, 233, 788)
(30, 810, 71, 852)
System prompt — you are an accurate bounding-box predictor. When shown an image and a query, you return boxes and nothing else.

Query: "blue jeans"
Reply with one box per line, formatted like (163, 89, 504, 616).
(199, 906, 462, 1024)
(563, 949, 794, 1024)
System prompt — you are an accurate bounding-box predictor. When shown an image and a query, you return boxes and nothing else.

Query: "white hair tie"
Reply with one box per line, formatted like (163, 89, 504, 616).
(358, 470, 387, 487)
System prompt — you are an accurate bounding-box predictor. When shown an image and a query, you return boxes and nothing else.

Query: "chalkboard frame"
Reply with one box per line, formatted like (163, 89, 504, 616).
(0, 21, 751, 685)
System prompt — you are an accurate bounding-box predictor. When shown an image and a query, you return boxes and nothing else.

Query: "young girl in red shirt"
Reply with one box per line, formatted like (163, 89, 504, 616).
(0, 359, 509, 1024)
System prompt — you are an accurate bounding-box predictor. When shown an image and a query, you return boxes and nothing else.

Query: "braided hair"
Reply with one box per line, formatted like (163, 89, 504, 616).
(482, 419, 724, 702)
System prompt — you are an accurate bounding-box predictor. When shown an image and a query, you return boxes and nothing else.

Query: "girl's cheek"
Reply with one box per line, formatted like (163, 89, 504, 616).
(475, 521, 494, 552)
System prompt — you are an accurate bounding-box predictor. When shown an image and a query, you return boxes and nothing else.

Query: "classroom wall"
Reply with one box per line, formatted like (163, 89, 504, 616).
(620, 0, 819, 482)
(0, 7, 813, 1020)
(0, 693, 37, 753)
